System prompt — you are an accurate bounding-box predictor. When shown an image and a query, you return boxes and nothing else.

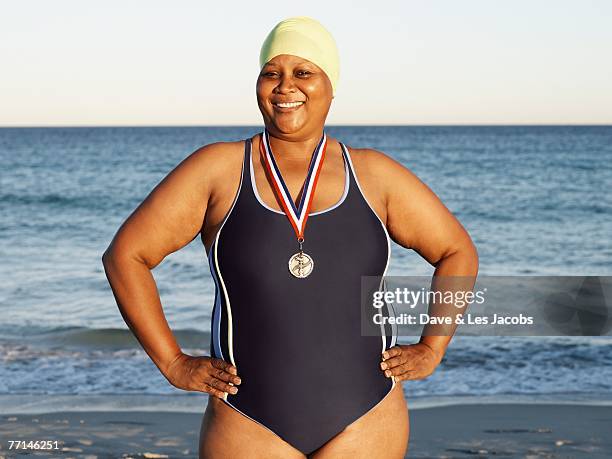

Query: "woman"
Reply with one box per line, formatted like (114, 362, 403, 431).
(102, 16, 478, 459)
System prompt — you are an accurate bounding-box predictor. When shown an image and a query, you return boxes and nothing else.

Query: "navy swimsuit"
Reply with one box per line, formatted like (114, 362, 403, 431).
(207, 137, 397, 454)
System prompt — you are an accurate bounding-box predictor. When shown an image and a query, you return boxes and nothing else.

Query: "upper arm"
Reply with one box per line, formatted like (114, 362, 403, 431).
(366, 149, 476, 266)
(103, 142, 229, 268)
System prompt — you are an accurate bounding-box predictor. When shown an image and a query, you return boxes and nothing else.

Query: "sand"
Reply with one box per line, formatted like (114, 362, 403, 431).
(1, 403, 611, 458)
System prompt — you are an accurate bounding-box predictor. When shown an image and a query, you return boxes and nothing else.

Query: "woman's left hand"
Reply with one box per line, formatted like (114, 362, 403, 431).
(380, 343, 442, 382)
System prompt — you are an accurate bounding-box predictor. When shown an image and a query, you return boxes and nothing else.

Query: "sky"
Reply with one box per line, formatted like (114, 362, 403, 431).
(1, 0, 611, 126)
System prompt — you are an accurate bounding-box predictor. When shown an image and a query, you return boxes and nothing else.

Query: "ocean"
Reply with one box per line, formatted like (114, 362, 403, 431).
(1, 126, 611, 413)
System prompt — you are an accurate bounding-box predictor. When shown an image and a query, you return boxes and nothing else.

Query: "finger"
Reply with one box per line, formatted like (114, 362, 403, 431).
(205, 375, 239, 395)
(202, 383, 227, 399)
(209, 366, 242, 385)
(208, 358, 241, 385)
(384, 362, 414, 378)
(393, 370, 418, 382)
(380, 353, 409, 371)
(210, 358, 238, 376)
(384, 363, 417, 380)
(382, 346, 402, 360)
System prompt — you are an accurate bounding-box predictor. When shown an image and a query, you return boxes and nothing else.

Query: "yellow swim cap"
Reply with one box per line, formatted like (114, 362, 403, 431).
(259, 16, 340, 96)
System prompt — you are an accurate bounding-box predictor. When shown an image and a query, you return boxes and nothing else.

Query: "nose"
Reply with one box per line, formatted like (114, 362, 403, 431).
(275, 73, 297, 94)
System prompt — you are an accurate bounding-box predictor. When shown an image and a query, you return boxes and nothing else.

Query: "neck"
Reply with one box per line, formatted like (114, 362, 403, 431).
(264, 127, 325, 160)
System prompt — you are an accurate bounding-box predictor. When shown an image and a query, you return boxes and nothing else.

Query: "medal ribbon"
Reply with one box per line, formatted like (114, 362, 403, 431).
(258, 128, 328, 239)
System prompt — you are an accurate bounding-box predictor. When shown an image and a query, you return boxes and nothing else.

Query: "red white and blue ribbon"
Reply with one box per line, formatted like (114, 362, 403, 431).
(259, 128, 328, 240)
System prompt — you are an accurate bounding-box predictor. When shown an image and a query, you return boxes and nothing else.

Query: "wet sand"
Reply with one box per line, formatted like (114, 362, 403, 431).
(1, 403, 611, 458)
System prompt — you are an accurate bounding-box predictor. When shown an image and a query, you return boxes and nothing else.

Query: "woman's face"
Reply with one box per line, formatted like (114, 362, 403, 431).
(256, 54, 333, 137)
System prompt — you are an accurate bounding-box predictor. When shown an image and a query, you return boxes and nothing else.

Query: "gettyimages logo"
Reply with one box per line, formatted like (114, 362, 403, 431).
(361, 276, 612, 337)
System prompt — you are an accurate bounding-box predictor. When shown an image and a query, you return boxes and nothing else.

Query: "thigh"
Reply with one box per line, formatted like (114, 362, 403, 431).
(311, 383, 409, 459)
(199, 396, 306, 459)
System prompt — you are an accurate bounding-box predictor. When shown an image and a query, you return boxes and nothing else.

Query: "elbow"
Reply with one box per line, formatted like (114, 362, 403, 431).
(101, 246, 114, 267)
(101, 248, 116, 277)
(434, 237, 479, 276)
(101, 243, 126, 271)
(467, 239, 479, 276)
(458, 235, 479, 276)
(454, 236, 479, 276)
(102, 243, 153, 271)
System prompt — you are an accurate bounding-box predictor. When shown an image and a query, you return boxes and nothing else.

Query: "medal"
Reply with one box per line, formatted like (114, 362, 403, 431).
(288, 243, 314, 278)
(288, 253, 313, 277)
(259, 128, 327, 278)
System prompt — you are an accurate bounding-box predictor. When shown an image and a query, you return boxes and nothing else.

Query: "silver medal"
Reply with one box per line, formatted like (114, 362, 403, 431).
(288, 251, 314, 278)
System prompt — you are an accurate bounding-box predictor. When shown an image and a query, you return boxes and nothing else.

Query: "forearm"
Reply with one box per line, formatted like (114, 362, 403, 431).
(102, 250, 183, 377)
(420, 245, 479, 363)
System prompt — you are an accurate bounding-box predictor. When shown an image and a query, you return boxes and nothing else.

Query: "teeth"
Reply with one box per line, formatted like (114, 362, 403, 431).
(276, 101, 304, 108)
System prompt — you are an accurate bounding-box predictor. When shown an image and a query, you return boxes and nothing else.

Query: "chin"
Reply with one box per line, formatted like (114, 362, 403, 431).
(270, 118, 307, 135)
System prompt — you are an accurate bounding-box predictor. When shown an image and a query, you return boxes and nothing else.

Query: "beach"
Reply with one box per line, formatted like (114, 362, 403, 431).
(1, 402, 611, 458)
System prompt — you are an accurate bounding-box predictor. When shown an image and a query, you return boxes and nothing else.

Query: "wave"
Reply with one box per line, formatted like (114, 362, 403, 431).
(0, 325, 210, 350)
(2, 192, 88, 206)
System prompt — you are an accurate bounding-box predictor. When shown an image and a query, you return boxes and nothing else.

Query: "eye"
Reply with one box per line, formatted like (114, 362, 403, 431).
(297, 70, 312, 76)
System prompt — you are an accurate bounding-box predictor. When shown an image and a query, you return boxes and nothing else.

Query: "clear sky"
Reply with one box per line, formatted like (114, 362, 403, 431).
(1, 0, 611, 126)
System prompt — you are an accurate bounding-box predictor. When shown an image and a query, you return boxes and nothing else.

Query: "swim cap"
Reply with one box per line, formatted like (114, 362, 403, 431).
(259, 16, 340, 96)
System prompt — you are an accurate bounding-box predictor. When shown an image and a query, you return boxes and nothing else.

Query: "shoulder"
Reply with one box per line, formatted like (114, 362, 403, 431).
(343, 145, 420, 190)
(342, 145, 436, 225)
(144, 139, 246, 216)
(169, 139, 246, 192)
(183, 139, 245, 175)
(343, 145, 407, 173)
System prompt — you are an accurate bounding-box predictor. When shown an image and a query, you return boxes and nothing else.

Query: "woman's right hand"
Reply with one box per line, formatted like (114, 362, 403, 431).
(164, 352, 241, 399)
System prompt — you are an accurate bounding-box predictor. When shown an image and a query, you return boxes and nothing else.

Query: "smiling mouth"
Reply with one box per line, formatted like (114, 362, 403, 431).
(273, 101, 305, 111)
